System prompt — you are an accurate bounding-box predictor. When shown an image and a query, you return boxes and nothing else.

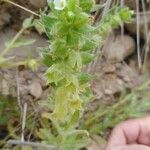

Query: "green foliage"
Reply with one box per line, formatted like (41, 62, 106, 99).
(82, 80, 150, 135)
(79, 0, 95, 12)
(0, 16, 36, 69)
(0, 95, 19, 125)
(5, 39, 36, 49)
(36, 0, 133, 149)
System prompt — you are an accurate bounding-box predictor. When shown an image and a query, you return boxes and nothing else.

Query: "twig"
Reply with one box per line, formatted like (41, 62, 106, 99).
(101, 0, 112, 21)
(142, 32, 150, 71)
(136, 0, 142, 70)
(141, 0, 149, 70)
(7, 140, 58, 150)
(1, 0, 40, 17)
(120, 0, 124, 37)
(21, 103, 27, 143)
(16, 69, 23, 112)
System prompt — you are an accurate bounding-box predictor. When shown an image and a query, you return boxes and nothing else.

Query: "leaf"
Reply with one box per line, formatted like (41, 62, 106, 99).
(79, 0, 95, 12)
(23, 16, 34, 29)
(38, 47, 54, 67)
(5, 38, 36, 49)
(68, 51, 82, 70)
(81, 40, 97, 51)
(51, 39, 68, 58)
(68, 0, 79, 11)
(91, 4, 105, 12)
(69, 97, 82, 110)
(69, 110, 80, 128)
(33, 19, 45, 34)
(119, 7, 134, 22)
(41, 14, 58, 28)
(81, 52, 95, 64)
(37, 128, 57, 145)
(78, 73, 93, 84)
(41, 14, 58, 39)
(45, 64, 65, 85)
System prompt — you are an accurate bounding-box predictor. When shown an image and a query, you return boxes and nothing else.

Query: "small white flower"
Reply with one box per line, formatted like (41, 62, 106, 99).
(47, 0, 66, 10)
(54, 0, 66, 10)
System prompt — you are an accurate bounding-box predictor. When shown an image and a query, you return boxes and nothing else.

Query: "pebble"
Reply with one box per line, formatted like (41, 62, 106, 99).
(1, 79, 9, 95)
(102, 64, 116, 73)
(29, 81, 43, 99)
(29, 0, 47, 9)
(103, 35, 135, 62)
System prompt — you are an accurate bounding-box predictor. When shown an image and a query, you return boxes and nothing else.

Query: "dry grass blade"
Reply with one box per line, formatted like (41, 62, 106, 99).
(101, 0, 112, 21)
(142, 32, 150, 71)
(120, 0, 124, 36)
(136, 0, 142, 70)
(7, 140, 58, 150)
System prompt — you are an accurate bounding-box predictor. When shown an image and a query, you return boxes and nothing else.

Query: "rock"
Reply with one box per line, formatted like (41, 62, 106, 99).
(29, 81, 42, 99)
(125, 12, 150, 40)
(102, 64, 116, 73)
(0, 10, 11, 30)
(103, 35, 135, 62)
(1, 79, 9, 95)
(124, 0, 137, 10)
(29, 0, 47, 9)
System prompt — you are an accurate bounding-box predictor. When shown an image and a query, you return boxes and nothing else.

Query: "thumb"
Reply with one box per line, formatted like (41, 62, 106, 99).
(108, 145, 150, 150)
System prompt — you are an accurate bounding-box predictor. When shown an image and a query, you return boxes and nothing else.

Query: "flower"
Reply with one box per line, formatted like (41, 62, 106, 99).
(47, 0, 66, 10)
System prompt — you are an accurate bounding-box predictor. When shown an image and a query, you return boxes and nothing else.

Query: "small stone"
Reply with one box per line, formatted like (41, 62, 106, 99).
(104, 89, 113, 95)
(103, 35, 135, 62)
(123, 76, 131, 82)
(29, 0, 47, 9)
(2, 79, 9, 95)
(29, 81, 42, 99)
(102, 64, 116, 73)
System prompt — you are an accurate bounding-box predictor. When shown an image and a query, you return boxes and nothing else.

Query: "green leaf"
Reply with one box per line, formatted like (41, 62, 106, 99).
(79, 0, 95, 12)
(81, 40, 97, 51)
(69, 110, 80, 128)
(23, 16, 34, 29)
(33, 19, 45, 34)
(51, 39, 68, 58)
(119, 7, 134, 22)
(68, 51, 82, 70)
(78, 73, 93, 84)
(45, 64, 65, 85)
(37, 128, 57, 145)
(38, 47, 60, 67)
(41, 14, 58, 28)
(68, 0, 79, 11)
(81, 52, 95, 64)
(91, 4, 105, 12)
(5, 38, 36, 49)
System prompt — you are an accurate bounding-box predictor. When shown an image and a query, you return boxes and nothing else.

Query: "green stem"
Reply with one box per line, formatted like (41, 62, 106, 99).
(0, 28, 25, 57)
(0, 60, 27, 68)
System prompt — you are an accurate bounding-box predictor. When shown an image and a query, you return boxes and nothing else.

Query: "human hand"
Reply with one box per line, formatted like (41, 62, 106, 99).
(106, 116, 150, 150)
